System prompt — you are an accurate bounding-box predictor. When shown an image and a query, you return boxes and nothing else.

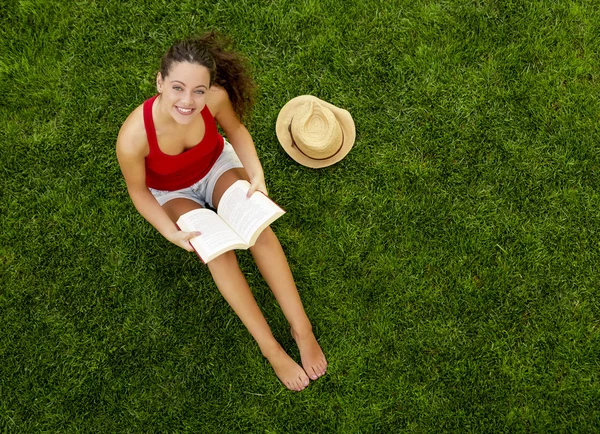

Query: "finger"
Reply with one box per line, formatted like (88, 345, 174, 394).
(181, 232, 200, 252)
(247, 184, 258, 198)
(180, 231, 200, 242)
(185, 231, 201, 239)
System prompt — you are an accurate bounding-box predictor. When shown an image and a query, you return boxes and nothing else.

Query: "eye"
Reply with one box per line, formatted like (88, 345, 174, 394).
(194, 89, 205, 95)
(173, 86, 182, 91)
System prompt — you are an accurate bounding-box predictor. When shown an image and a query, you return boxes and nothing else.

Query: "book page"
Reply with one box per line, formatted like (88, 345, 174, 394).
(217, 180, 285, 245)
(177, 209, 247, 263)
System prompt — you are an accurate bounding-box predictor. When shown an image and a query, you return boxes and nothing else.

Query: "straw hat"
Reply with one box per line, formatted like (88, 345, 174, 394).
(276, 95, 356, 168)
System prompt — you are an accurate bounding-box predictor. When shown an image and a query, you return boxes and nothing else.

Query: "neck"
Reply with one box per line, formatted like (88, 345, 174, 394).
(153, 94, 187, 130)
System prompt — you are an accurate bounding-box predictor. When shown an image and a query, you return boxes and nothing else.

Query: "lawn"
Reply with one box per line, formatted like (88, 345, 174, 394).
(1, 0, 599, 432)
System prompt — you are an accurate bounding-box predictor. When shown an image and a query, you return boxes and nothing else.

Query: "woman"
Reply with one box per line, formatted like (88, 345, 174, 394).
(116, 32, 327, 391)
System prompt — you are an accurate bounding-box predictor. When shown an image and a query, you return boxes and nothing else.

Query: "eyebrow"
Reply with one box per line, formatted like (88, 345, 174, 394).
(171, 80, 207, 89)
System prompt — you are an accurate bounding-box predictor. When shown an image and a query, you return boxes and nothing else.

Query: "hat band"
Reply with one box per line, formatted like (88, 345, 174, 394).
(288, 122, 344, 161)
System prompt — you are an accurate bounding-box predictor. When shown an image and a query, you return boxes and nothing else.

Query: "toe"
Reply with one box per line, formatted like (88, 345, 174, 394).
(300, 372, 309, 387)
(312, 361, 327, 378)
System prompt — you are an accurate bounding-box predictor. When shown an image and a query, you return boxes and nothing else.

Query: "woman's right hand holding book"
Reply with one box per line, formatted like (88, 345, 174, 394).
(165, 228, 202, 252)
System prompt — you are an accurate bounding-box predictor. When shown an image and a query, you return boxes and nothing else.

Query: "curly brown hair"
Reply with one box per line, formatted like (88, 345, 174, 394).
(159, 32, 256, 121)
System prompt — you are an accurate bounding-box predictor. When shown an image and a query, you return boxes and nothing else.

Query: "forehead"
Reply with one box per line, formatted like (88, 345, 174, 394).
(166, 61, 210, 85)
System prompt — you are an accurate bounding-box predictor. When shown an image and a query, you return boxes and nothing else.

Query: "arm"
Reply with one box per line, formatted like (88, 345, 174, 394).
(116, 120, 200, 251)
(209, 87, 267, 197)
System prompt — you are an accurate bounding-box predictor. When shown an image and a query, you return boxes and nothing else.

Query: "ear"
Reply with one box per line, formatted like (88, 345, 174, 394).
(156, 72, 164, 93)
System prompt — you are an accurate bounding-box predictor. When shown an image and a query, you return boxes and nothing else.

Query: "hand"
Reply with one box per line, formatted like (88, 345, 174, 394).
(165, 229, 201, 252)
(247, 175, 268, 198)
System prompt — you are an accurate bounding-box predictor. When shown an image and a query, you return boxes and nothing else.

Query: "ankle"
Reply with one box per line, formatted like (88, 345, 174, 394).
(259, 340, 284, 359)
(291, 324, 314, 340)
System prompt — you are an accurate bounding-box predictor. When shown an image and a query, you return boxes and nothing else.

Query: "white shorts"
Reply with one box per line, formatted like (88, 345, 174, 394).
(148, 141, 244, 209)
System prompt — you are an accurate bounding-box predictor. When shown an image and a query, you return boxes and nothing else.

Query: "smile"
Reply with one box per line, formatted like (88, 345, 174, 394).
(175, 106, 195, 115)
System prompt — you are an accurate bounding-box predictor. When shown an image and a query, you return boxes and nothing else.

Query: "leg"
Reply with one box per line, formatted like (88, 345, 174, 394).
(207, 251, 309, 391)
(163, 195, 310, 391)
(212, 170, 327, 380)
(162, 197, 203, 222)
(250, 228, 328, 380)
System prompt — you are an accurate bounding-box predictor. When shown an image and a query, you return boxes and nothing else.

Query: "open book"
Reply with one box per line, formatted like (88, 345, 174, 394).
(176, 180, 285, 263)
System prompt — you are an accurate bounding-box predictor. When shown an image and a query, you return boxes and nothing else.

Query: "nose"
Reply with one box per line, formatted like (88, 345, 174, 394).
(181, 93, 193, 105)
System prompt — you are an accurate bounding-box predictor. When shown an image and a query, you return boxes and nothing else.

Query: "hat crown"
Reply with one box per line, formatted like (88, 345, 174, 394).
(275, 95, 355, 168)
(290, 101, 343, 160)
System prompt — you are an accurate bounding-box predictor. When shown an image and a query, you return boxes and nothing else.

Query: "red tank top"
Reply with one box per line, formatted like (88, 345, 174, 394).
(143, 94, 224, 190)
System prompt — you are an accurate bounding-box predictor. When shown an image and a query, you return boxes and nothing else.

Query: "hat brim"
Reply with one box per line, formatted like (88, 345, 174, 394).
(276, 95, 356, 168)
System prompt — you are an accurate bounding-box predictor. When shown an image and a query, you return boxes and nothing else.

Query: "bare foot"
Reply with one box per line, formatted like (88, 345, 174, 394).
(263, 344, 310, 392)
(291, 328, 328, 381)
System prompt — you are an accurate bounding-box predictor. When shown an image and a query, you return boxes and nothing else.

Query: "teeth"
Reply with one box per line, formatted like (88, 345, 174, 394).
(177, 107, 193, 114)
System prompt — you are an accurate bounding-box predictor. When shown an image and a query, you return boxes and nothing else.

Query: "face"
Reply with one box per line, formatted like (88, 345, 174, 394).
(156, 61, 211, 124)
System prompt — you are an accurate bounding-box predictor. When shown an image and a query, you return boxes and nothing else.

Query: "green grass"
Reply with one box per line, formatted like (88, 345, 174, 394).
(2, 0, 599, 432)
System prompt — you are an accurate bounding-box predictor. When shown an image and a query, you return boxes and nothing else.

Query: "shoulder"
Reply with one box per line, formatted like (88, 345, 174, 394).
(205, 85, 233, 118)
(116, 103, 149, 159)
(205, 85, 242, 135)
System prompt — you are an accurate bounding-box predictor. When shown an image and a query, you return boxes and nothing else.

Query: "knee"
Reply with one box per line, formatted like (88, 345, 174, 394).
(252, 227, 277, 249)
(207, 250, 238, 271)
